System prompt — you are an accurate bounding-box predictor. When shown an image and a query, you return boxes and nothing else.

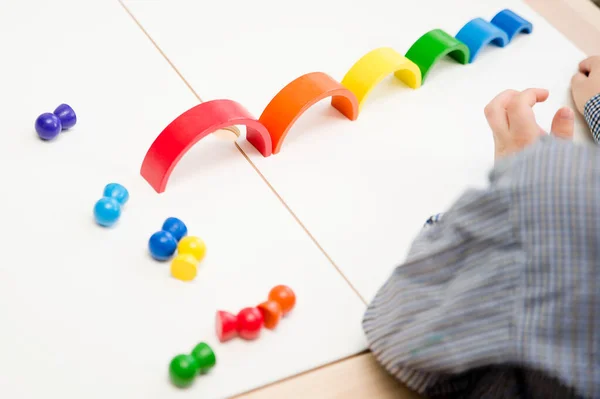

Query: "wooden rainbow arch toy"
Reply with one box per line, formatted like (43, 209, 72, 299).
(140, 8, 533, 193)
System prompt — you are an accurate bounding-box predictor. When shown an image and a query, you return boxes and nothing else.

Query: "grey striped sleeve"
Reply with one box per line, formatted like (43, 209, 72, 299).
(362, 184, 521, 394)
(362, 135, 600, 398)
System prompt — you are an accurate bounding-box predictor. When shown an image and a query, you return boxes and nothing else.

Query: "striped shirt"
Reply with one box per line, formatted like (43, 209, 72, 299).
(587, 94, 600, 144)
(363, 94, 600, 399)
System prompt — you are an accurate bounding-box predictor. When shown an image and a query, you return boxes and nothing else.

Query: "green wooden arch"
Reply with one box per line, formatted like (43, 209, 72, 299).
(405, 29, 470, 83)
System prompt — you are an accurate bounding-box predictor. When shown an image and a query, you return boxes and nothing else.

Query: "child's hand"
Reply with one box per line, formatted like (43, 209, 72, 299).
(572, 56, 600, 114)
(484, 88, 574, 160)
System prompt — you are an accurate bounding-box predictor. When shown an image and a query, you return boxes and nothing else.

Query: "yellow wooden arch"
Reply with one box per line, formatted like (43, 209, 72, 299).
(335, 47, 422, 112)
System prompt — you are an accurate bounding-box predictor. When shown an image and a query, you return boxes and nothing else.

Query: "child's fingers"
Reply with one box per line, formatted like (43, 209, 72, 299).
(579, 56, 600, 75)
(550, 107, 575, 140)
(484, 89, 518, 133)
(507, 88, 549, 112)
(571, 72, 591, 114)
(572, 71, 588, 86)
(506, 89, 548, 136)
(504, 88, 548, 124)
(486, 89, 519, 110)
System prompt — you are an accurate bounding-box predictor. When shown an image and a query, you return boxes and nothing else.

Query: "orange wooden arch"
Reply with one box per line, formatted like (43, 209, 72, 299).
(258, 72, 359, 154)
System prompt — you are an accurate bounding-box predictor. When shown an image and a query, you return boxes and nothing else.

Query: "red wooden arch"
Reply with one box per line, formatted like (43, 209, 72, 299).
(140, 99, 272, 193)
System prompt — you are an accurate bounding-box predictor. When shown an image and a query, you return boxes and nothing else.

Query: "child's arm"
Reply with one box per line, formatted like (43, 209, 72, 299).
(363, 88, 600, 398)
(572, 55, 600, 141)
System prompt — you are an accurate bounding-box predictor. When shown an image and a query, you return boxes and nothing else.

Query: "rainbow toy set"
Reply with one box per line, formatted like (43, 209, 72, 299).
(139, 8, 533, 193)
